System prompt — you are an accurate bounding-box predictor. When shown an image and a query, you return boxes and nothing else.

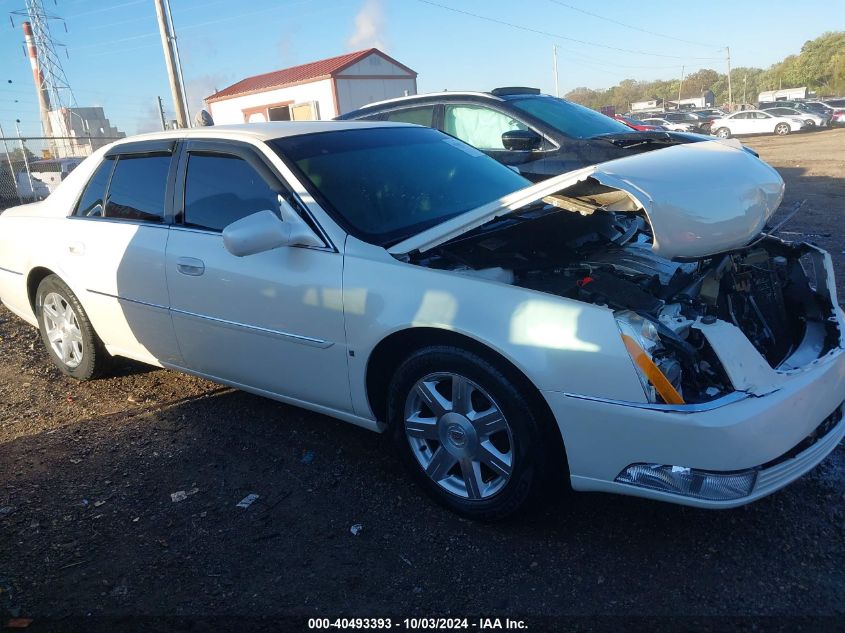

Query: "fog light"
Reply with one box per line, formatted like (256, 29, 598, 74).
(615, 464, 757, 501)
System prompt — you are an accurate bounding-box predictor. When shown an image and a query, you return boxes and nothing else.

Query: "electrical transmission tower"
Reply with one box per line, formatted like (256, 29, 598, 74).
(11, 0, 78, 155)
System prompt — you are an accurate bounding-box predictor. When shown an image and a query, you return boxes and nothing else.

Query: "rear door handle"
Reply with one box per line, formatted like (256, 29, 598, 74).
(175, 257, 205, 276)
(68, 241, 85, 255)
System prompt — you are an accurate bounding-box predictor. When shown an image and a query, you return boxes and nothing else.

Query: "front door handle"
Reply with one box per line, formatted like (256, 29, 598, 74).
(175, 257, 205, 276)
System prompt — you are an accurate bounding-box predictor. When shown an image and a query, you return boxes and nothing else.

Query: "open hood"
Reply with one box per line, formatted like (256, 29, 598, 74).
(388, 139, 785, 260)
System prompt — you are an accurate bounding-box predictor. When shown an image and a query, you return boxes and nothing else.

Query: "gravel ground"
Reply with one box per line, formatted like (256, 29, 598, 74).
(0, 128, 843, 631)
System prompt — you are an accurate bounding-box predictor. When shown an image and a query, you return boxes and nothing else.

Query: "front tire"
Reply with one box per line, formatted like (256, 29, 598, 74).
(715, 127, 731, 138)
(774, 123, 790, 135)
(36, 275, 108, 380)
(387, 346, 554, 521)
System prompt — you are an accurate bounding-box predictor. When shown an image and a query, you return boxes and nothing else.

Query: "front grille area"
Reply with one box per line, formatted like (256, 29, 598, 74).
(759, 403, 843, 471)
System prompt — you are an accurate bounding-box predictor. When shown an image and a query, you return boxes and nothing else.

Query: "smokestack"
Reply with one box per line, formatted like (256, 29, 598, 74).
(22, 21, 54, 139)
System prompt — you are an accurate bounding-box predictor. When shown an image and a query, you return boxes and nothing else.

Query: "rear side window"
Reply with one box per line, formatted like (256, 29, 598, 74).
(385, 106, 434, 127)
(183, 154, 279, 232)
(74, 158, 114, 217)
(104, 154, 171, 222)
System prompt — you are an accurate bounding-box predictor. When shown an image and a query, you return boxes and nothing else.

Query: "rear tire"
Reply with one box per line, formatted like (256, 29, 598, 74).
(35, 275, 108, 380)
(715, 127, 731, 139)
(774, 123, 790, 135)
(387, 346, 557, 521)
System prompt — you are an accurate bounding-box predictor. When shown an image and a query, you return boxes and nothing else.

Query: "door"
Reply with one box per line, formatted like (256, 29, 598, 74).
(753, 111, 777, 133)
(63, 141, 180, 365)
(728, 112, 752, 134)
(165, 140, 351, 412)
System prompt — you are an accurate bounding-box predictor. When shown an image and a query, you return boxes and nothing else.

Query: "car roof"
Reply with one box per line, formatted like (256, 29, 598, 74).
(338, 90, 572, 119)
(351, 91, 505, 111)
(108, 121, 413, 146)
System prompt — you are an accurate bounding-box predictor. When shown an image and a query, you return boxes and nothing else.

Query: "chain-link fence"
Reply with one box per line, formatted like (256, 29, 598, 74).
(1, 136, 124, 212)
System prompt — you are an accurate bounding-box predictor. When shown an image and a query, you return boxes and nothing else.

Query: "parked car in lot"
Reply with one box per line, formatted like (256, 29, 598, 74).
(641, 117, 695, 132)
(759, 100, 834, 118)
(660, 111, 712, 133)
(338, 88, 710, 181)
(832, 110, 845, 126)
(764, 106, 830, 128)
(693, 108, 728, 119)
(710, 110, 807, 137)
(612, 114, 665, 131)
(1, 122, 843, 520)
(800, 100, 837, 116)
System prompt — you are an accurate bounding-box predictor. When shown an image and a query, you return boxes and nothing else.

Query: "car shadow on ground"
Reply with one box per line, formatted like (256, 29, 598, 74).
(1, 378, 843, 620)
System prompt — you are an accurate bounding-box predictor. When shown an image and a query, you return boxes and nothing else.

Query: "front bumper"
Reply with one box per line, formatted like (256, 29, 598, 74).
(543, 340, 845, 508)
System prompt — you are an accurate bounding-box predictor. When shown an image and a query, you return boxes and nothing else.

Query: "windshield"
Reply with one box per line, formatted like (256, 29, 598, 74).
(272, 127, 529, 246)
(509, 96, 631, 138)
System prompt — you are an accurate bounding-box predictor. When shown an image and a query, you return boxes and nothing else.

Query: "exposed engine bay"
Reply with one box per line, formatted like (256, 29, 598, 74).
(406, 194, 840, 405)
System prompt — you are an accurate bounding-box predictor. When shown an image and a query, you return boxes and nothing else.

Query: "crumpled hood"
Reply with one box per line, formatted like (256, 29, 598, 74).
(388, 139, 785, 260)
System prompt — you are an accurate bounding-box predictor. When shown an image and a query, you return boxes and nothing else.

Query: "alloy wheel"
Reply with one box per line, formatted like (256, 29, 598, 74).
(42, 292, 84, 368)
(404, 372, 514, 500)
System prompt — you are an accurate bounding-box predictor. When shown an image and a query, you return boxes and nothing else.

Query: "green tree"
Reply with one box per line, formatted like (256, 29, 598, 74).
(565, 31, 845, 111)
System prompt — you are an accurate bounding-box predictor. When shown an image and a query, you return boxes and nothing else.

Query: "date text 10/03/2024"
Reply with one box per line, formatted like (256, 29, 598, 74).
(307, 618, 528, 630)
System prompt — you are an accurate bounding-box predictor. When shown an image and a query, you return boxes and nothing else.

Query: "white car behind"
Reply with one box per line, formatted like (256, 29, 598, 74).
(710, 110, 807, 137)
(641, 117, 695, 132)
(764, 106, 831, 128)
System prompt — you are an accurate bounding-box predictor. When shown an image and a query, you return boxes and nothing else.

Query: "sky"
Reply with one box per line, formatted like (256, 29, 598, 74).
(0, 0, 838, 138)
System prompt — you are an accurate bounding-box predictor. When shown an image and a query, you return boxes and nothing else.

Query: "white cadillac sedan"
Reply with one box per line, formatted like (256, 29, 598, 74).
(1, 122, 843, 520)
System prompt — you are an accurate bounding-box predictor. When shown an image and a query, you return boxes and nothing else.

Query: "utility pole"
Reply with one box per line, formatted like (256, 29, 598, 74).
(726, 46, 732, 112)
(678, 65, 685, 108)
(742, 73, 747, 106)
(157, 96, 167, 131)
(553, 45, 560, 97)
(164, 0, 191, 124)
(154, 0, 188, 128)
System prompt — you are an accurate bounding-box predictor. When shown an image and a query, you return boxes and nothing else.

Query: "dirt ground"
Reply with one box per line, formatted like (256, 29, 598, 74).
(1, 128, 844, 631)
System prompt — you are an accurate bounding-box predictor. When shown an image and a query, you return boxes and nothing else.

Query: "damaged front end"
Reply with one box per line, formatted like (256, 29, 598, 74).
(394, 142, 843, 406)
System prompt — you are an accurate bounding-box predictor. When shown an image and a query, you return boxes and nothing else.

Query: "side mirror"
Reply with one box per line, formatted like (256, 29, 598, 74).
(501, 129, 542, 151)
(222, 198, 323, 257)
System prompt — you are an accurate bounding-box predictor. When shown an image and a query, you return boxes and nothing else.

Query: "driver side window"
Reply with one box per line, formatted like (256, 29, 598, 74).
(183, 153, 280, 232)
(443, 105, 528, 150)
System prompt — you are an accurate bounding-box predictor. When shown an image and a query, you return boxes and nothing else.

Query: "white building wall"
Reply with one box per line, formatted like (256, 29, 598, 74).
(335, 77, 417, 114)
(758, 87, 809, 103)
(340, 53, 410, 76)
(208, 78, 336, 124)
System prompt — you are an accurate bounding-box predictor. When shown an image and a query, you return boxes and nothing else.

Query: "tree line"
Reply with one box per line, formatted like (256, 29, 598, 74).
(565, 31, 845, 111)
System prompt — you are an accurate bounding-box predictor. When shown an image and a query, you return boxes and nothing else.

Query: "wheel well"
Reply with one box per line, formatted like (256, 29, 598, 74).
(26, 267, 55, 314)
(366, 327, 563, 443)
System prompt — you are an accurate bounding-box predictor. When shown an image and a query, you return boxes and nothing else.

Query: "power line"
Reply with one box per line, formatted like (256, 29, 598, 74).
(415, 0, 721, 61)
(547, 0, 713, 48)
(62, 0, 146, 20)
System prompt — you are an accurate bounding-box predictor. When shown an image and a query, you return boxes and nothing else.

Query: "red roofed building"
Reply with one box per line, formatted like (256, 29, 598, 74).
(205, 48, 417, 124)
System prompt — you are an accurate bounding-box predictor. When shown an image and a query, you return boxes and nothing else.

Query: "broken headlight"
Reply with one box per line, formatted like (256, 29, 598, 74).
(615, 310, 684, 405)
